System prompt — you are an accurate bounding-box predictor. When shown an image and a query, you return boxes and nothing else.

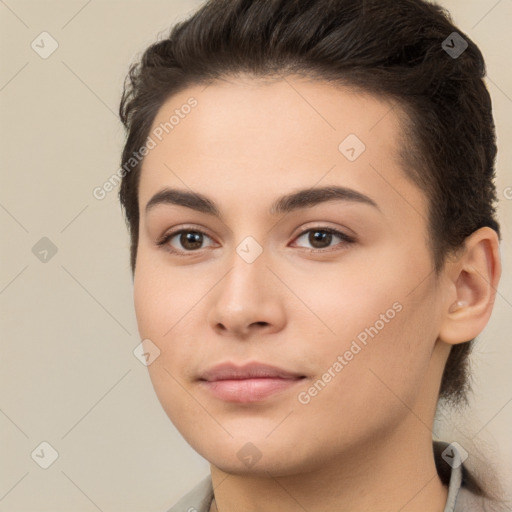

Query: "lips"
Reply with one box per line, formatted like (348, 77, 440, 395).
(199, 362, 305, 381)
(198, 362, 306, 403)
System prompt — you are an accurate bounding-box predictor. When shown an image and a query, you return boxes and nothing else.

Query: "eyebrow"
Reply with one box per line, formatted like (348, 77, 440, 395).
(144, 185, 380, 217)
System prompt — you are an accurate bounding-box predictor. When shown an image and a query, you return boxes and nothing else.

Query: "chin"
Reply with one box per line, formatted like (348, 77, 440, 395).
(186, 432, 318, 477)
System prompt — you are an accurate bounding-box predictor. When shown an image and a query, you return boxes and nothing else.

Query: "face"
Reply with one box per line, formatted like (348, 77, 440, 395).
(134, 77, 447, 475)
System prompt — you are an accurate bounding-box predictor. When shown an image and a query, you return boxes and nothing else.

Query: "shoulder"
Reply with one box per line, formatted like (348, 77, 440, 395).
(165, 475, 214, 512)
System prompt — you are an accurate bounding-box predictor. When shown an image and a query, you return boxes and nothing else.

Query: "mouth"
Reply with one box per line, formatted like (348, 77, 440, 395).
(197, 362, 306, 403)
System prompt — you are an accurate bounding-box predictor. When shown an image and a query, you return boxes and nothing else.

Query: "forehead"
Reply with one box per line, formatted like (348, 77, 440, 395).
(138, 77, 425, 223)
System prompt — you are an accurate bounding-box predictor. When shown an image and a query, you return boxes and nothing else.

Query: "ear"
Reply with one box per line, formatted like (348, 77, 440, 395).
(438, 227, 501, 345)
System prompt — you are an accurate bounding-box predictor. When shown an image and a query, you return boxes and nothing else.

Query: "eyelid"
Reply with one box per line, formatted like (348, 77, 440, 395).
(291, 221, 356, 241)
(290, 226, 356, 251)
(155, 224, 217, 249)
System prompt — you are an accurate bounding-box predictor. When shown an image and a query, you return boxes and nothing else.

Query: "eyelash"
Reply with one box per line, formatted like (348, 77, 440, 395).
(156, 226, 356, 257)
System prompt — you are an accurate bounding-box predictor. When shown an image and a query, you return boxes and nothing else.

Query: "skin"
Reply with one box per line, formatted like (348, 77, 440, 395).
(133, 76, 501, 512)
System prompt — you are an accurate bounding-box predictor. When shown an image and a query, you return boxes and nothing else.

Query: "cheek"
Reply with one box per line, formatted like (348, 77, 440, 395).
(301, 257, 438, 401)
(133, 256, 212, 386)
(133, 252, 203, 339)
(133, 267, 160, 339)
(133, 263, 200, 426)
(293, 301, 437, 451)
(295, 263, 402, 349)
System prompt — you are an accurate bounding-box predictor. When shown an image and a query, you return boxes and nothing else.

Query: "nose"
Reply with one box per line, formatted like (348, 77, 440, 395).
(207, 246, 286, 339)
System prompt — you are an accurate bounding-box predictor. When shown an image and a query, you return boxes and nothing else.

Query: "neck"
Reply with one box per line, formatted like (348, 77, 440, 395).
(209, 424, 448, 512)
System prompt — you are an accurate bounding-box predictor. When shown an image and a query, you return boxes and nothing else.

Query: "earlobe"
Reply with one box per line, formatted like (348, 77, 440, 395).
(439, 227, 501, 346)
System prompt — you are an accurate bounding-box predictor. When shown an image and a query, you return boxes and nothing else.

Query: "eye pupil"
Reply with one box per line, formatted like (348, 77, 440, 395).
(181, 231, 203, 250)
(309, 230, 332, 248)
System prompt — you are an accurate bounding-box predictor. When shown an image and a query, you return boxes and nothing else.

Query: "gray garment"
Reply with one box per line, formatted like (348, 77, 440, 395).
(166, 441, 487, 512)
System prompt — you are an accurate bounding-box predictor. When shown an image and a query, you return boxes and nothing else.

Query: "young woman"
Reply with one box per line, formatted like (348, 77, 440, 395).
(118, 0, 506, 510)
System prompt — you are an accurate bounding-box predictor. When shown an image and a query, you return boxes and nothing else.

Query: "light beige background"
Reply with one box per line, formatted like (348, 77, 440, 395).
(0, 1, 511, 510)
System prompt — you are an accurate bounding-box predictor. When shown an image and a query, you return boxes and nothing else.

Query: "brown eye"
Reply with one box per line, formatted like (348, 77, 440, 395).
(157, 229, 215, 254)
(308, 230, 333, 249)
(293, 228, 355, 251)
(179, 231, 204, 250)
